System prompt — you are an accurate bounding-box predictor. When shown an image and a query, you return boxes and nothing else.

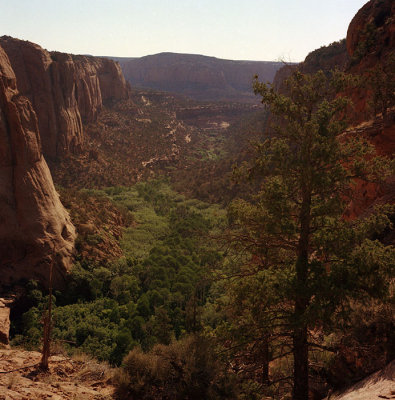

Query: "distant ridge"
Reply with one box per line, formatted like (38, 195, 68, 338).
(111, 52, 285, 102)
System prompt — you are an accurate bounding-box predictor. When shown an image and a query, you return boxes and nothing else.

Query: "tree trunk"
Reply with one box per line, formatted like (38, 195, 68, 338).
(293, 247, 310, 400)
(261, 336, 270, 385)
(293, 178, 311, 400)
(293, 311, 308, 400)
(40, 257, 53, 371)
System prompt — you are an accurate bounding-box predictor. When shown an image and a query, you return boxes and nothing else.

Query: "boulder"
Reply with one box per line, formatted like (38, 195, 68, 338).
(0, 299, 10, 345)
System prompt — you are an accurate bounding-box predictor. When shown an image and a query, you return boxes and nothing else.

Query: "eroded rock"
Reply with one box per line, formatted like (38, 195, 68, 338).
(0, 36, 129, 160)
(0, 44, 75, 288)
(0, 299, 10, 345)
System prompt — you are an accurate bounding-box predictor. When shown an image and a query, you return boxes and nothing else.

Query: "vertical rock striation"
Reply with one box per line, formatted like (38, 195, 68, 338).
(0, 44, 75, 288)
(0, 36, 129, 160)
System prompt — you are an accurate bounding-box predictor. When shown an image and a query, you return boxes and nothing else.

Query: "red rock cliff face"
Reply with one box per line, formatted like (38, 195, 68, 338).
(347, 0, 395, 63)
(270, 1, 394, 229)
(273, 39, 349, 91)
(346, 0, 395, 124)
(345, 0, 395, 221)
(115, 52, 282, 102)
(0, 36, 129, 160)
(0, 44, 75, 288)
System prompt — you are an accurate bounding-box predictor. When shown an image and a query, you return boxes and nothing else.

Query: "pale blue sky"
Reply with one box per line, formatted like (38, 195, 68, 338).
(1, 0, 367, 61)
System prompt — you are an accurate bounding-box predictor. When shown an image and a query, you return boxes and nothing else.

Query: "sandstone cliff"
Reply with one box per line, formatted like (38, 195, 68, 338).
(270, 0, 395, 226)
(347, 0, 395, 66)
(344, 0, 395, 221)
(0, 44, 75, 288)
(114, 53, 283, 102)
(0, 36, 129, 160)
(273, 39, 349, 90)
(346, 0, 395, 124)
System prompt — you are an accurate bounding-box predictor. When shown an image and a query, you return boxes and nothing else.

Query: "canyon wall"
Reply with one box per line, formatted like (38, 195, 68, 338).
(346, 0, 395, 124)
(271, 0, 394, 230)
(347, 0, 395, 65)
(345, 0, 395, 224)
(114, 52, 283, 102)
(273, 39, 349, 90)
(0, 44, 75, 288)
(0, 36, 129, 160)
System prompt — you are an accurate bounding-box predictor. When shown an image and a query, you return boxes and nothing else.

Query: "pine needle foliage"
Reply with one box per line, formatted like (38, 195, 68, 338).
(223, 69, 394, 400)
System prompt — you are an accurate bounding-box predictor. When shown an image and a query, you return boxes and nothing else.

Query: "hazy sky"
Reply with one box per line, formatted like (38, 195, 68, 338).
(1, 0, 367, 61)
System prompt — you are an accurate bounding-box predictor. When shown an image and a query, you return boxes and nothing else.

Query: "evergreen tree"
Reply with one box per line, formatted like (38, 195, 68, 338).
(366, 52, 395, 120)
(224, 69, 394, 400)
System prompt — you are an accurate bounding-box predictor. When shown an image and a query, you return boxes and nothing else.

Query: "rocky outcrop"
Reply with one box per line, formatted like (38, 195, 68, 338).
(0, 299, 10, 345)
(0, 44, 75, 288)
(273, 39, 349, 90)
(344, 0, 395, 124)
(270, 1, 395, 227)
(342, 115, 395, 223)
(114, 53, 283, 102)
(343, 0, 395, 222)
(0, 348, 115, 398)
(324, 360, 395, 400)
(347, 0, 395, 63)
(0, 36, 129, 160)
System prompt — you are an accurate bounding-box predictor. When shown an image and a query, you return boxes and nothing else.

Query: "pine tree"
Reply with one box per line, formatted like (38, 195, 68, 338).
(224, 69, 394, 400)
(367, 52, 395, 120)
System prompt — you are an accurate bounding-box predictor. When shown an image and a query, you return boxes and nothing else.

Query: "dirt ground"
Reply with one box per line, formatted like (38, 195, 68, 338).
(1, 347, 393, 400)
(0, 348, 115, 400)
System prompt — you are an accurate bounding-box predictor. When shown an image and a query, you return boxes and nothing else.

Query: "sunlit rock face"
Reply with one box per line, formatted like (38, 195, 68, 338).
(0, 36, 129, 160)
(0, 44, 75, 288)
(114, 52, 283, 102)
(0, 299, 10, 345)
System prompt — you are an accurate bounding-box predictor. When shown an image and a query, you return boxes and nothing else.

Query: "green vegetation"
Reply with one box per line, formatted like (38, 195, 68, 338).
(218, 69, 394, 400)
(366, 52, 395, 119)
(12, 180, 226, 366)
(115, 335, 238, 400)
(9, 40, 395, 400)
(11, 71, 394, 398)
(351, 22, 378, 65)
(170, 109, 269, 204)
(303, 39, 348, 71)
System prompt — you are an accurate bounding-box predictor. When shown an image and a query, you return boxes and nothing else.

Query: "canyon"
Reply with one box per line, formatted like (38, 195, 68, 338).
(0, 1, 393, 398)
(0, 36, 129, 161)
(1, 0, 394, 291)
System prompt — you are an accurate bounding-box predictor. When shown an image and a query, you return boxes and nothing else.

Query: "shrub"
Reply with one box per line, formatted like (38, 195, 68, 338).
(115, 335, 238, 400)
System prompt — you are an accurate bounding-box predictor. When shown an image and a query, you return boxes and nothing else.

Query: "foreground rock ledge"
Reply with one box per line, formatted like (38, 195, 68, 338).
(325, 360, 395, 400)
(0, 299, 10, 345)
(0, 349, 115, 400)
